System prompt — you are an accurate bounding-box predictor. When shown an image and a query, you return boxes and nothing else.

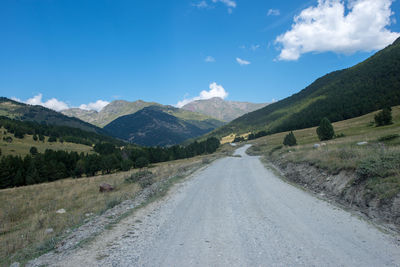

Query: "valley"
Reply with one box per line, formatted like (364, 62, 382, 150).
(1, 3, 400, 266)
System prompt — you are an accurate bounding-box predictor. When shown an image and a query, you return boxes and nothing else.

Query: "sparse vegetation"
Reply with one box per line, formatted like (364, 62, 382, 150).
(0, 154, 214, 266)
(247, 105, 400, 216)
(125, 170, 153, 184)
(378, 134, 399, 142)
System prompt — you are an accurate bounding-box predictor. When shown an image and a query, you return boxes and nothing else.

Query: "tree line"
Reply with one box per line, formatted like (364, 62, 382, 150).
(0, 137, 220, 189)
(0, 116, 122, 146)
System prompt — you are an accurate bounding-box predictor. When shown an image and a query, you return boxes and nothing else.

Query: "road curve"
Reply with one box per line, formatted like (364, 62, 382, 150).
(51, 145, 400, 266)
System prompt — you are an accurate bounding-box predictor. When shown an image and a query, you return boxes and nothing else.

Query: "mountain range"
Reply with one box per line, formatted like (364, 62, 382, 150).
(60, 98, 268, 146)
(181, 98, 269, 122)
(62, 98, 269, 126)
(104, 106, 224, 146)
(61, 100, 161, 127)
(209, 37, 400, 138)
(3, 37, 400, 147)
(1, 96, 268, 147)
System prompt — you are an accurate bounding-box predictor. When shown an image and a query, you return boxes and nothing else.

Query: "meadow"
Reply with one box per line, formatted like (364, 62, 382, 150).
(247, 106, 400, 202)
(0, 128, 93, 157)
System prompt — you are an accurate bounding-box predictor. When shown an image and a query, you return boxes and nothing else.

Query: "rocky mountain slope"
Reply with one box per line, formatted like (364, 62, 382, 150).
(62, 100, 161, 127)
(182, 97, 268, 122)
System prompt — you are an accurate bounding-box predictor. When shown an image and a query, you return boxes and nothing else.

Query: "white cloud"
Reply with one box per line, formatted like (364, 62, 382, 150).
(26, 94, 69, 112)
(79, 100, 109, 112)
(236, 57, 251, 65)
(212, 0, 236, 13)
(212, 0, 236, 8)
(176, 82, 228, 108)
(250, 44, 261, 51)
(267, 9, 280, 16)
(16, 93, 109, 112)
(193, 1, 208, 8)
(275, 0, 400, 61)
(205, 56, 216, 62)
(240, 44, 261, 51)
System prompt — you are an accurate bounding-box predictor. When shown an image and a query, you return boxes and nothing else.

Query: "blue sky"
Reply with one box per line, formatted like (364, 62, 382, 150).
(1, 0, 399, 111)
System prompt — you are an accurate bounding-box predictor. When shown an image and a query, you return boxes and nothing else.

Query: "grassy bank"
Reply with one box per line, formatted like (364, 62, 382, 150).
(0, 143, 235, 266)
(247, 106, 400, 203)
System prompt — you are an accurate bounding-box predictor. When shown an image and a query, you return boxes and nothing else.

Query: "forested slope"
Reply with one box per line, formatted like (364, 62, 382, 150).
(210, 37, 400, 138)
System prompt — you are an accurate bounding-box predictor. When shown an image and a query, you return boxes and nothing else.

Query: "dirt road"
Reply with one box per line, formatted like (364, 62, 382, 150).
(29, 145, 400, 266)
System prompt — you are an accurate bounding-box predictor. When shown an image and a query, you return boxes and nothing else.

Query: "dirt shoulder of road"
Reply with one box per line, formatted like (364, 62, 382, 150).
(260, 157, 400, 234)
(25, 161, 209, 267)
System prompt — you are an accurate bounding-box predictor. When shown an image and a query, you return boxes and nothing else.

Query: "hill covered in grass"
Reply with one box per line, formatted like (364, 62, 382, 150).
(0, 116, 123, 156)
(210, 37, 400, 138)
(0, 97, 106, 135)
(104, 106, 224, 146)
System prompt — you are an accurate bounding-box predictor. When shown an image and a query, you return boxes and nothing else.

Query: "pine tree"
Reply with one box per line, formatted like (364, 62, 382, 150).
(317, 117, 335, 141)
(30, 146, 38, 155)
(283, 131, 297, 146)
(26, 162, 39, 185)
(375, 107, 393, 126)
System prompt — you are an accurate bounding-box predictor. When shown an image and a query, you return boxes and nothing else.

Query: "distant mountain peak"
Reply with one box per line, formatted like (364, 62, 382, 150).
(182, 98, 269, 122)
(62, 99, 162, 127)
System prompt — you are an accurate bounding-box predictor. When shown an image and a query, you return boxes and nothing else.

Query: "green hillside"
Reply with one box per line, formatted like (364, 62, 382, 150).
(0, 97, 106, 135)
(210, 37, 400, 138)
(104, 106, 224, 146)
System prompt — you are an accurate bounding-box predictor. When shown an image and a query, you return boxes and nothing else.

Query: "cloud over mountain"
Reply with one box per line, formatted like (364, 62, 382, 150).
(24, 94, 69, 112)
(176, 82, 228, 108)
(79, 100, 109, 112)
(13, 94, 109, 112)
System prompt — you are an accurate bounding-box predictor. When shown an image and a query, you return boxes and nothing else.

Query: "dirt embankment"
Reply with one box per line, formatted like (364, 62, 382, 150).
(270, 159, 400, 231)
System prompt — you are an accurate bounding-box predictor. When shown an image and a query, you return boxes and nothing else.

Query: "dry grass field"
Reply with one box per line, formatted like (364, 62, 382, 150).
(0, 144, 235, 265)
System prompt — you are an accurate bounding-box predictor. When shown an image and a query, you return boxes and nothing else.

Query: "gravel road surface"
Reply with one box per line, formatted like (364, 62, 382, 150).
(43, 145, 400, 266)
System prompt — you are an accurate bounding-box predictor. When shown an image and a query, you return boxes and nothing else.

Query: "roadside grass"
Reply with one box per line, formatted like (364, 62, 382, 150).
(0, 145, 228, 266)
(0, 127, 93, 157)
(248, 106, 400, 202)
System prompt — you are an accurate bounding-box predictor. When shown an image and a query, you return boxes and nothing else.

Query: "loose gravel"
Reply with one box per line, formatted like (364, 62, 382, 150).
(28, 145, 400, 266)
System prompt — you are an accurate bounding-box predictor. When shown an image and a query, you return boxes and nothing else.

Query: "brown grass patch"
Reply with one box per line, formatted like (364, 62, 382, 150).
(0, 151, 223, 265)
